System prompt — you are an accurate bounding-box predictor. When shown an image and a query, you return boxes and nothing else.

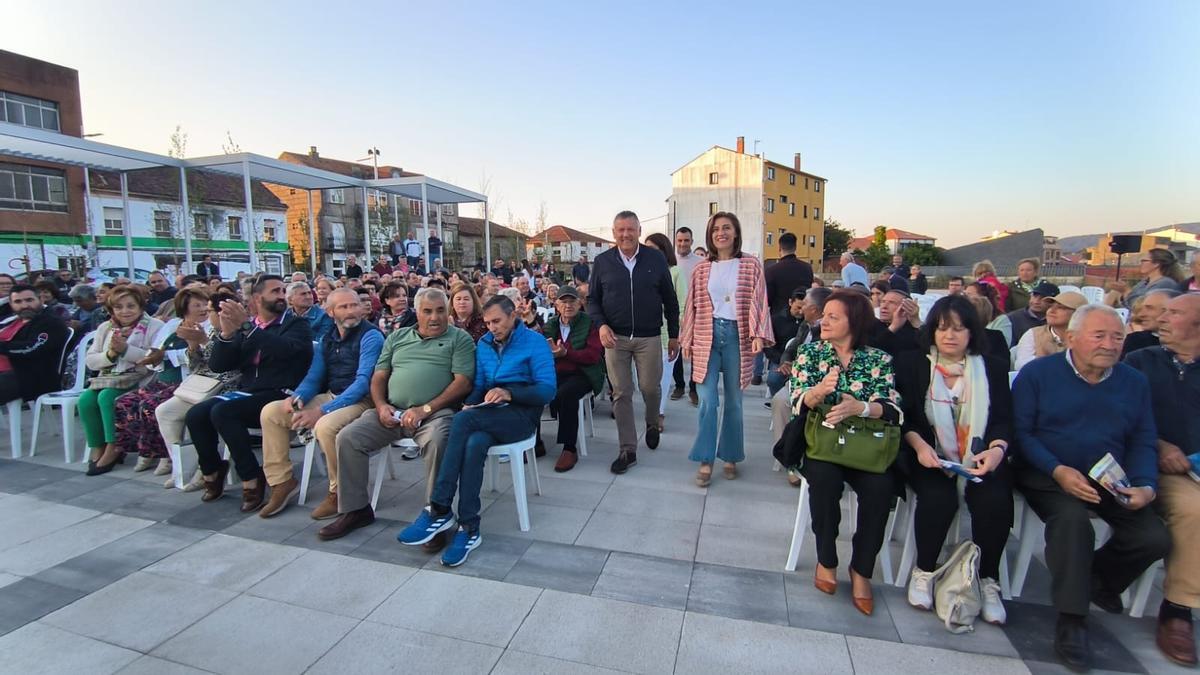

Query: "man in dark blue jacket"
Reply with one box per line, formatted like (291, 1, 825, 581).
(187, 275, 314, 513)
(258, 288, 383, 520)
(398, 295, 555, 566)
(586, 210, 679, 473)
(1013, 304, 1170, 672)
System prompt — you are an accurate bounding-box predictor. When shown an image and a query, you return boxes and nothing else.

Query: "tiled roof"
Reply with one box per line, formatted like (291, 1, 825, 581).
(531, 224, 612, 245)
(849, 228, 936, 250)
(277, 151, 421, 179)
(87, 167, 285, 210)
(456, 217, 527, 239)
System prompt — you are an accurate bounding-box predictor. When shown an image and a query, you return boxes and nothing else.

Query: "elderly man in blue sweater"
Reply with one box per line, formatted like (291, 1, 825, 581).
(398, 295, 555, 566)
(1014, 303, 1171, 672)
(258, 288, 383, 520)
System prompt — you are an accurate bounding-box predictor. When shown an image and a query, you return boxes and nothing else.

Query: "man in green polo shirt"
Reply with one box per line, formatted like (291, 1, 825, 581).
(319, 288, 475, 543)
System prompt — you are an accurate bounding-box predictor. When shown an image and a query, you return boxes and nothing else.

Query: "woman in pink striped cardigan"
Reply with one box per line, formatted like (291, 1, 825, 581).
(680, 212, 774, 487)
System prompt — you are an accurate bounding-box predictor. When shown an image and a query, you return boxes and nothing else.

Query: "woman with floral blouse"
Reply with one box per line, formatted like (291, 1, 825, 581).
(790, 289, 902, 616)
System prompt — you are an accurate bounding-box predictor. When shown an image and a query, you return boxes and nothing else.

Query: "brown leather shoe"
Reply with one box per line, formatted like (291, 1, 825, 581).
(422, 530, 449, 554)
(554, 449, 578, 473)
(1158, 617, 1198, 667)
(241, 480, 266, 513)
(317, 506, 375, 541)
(200, 461, 230, 502)
(259, 477, 298, 519)
(310, 492, 339, 520)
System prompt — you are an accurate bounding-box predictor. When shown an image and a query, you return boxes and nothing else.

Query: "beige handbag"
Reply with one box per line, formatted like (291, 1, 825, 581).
(172, 374, 223, 404)
(932, 541, 983, 633)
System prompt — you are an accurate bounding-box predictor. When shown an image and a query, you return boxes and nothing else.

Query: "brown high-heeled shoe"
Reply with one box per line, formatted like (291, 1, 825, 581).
(850, 569, 874, 616)
(813, 564, 837, 595)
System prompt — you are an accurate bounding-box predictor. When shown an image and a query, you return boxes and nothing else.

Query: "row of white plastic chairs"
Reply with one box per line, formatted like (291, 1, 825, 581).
(908, 285, 1108, 323)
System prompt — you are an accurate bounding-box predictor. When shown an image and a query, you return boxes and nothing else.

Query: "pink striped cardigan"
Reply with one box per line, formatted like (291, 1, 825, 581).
(679, 256, 774, 389)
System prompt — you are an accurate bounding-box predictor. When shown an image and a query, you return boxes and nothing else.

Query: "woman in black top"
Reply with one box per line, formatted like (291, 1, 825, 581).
(893, 294, 1013, 625)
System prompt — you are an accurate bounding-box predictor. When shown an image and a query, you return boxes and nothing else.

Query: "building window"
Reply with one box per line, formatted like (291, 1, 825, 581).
(766, 232, 774, 246)
(803, 205, 808, 218)
(193, 213, 211, 239)
(789, 173, 796, 186)
(780, 195, 788, 203)
(153, 210, 173, 237)
(328, 189, 345, 204)
(227, 216, 243, 239)
(329, 221, 346, 248)
(814, 180, 821, 192)
(441, 204, 455, 216)
(0, 163, 68, 212)
(708, 202, 719, 215)
(0, 91, 60, 131)
(766, 167, 775, 181)
(766, 198, 775, 213)
(263, 219, 277, 242)
(103, 207, 123, 235)
(808, 235, 817, 247)
(788, 203, 796, 216)
(408, 199, 423, 218)
(708, 172, 719, 185)
(805, 177, 810, 189)
(814, 207, 821, 220)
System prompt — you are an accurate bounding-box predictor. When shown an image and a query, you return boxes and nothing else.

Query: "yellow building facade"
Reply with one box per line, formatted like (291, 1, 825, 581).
(761, 156, 826, 264)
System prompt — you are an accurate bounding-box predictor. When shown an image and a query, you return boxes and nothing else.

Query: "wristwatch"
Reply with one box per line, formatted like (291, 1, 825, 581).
(422, 404, 433, 415)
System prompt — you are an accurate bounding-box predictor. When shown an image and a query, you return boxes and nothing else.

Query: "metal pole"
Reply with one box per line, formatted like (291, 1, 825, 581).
(435, 207, 443, 271)
(82, 168, 97, 270)
(241, 159, 258, 270)
(420, 182, 430, 274)
(483, 200, 491, 270)
(361, 187, 371, 263)
(179, 166, 193, 271)
(120, 173, 134, 278)
(307, 190, 317, 277)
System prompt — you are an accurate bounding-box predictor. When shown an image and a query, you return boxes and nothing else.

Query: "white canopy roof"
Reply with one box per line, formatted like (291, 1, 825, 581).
(0, 121, 177, 172)
(183, 152, 362, 190)
(366, 176, 486, 205)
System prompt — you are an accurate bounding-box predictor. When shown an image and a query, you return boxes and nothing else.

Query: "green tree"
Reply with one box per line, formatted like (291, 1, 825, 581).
(822, 218, 852, 259)
(899, 243, 943, 267)
(861, 242, 892, 272)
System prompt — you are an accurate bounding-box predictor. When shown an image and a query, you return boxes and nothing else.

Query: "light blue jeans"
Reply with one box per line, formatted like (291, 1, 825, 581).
(689, 318, 744, 464)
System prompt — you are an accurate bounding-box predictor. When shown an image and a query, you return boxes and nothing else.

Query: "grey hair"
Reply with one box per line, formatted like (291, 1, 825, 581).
(840, 252, 855, 263)
(483, 295, 516, 316)
(1068, 303, 1125, 332)
(1145, 288, 1182, 302)
(413, 287, 448, 311)
(69, 284, 96, 300)
(498, 287, 522, 304)
(286, 281, 311, 297)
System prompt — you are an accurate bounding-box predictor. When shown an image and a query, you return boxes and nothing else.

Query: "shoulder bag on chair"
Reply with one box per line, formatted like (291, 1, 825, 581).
(172, 374, 223, 405)
(802, 403, 900, 474)
(932, 540, 983, 633)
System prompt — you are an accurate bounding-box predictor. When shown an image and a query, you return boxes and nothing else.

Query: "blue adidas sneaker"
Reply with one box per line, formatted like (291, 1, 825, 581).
(397, 507, 456, 546)
(441, 527, 481, 567)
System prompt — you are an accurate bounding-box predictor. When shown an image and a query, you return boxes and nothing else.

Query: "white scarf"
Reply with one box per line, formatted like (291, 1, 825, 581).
(924, 349, 990, 465)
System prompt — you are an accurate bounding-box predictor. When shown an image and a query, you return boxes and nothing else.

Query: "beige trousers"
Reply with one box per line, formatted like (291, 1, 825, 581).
(604, 335, 663, 455)
(259, 393, 373, 490)
(1159, 473, 1200, 607)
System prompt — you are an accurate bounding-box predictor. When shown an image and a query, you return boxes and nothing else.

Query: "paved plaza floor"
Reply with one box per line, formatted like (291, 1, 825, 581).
(0, 385, 1188, 674)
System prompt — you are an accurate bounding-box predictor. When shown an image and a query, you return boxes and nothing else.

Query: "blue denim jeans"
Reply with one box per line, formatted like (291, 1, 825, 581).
(430, 405, 538, 530)
(766, 360, 788, 397)
(689, 318, 744, 464)
(753, 352, 766, 378)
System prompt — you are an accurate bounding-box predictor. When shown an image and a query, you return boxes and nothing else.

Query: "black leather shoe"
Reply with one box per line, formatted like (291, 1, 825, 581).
(1092, 574, 1124, 614)
(645, 426, 660, 450)
(610, 452, 637, 475)
(1055, 614, 1091, 672)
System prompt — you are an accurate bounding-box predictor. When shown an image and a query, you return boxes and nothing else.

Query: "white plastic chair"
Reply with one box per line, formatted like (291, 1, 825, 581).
(576, 394, 594, 457)
(1010, 504, 1160, 616)
(784, 476, 896, 585)
(167, 440, 194, 490)
(536, 306, 556, 324)
(1080, 286, 1105, 304)
(1057, 284, 1082, 295)
(298, 437, 328, 506)
(893, 485, 1012, 598)
(486, 433, 542, 531)
(368, 439, 410, 509)
(1, 399, 22, 459)
(1116, 307, 1130, 324)
(29, 329, 87, 462)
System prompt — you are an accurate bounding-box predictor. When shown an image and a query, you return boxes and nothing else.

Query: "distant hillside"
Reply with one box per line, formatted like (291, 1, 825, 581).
(1056, 222, 1200, 253)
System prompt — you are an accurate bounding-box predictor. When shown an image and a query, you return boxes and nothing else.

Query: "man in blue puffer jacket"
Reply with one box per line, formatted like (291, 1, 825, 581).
(398, 295, 555, 566)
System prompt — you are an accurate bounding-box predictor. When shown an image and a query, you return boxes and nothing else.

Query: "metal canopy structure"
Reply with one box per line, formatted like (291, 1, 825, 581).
(0, 122, 492, 275)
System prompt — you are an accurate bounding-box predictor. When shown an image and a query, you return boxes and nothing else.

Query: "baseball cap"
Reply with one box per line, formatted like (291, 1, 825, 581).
(1047, 291, 1087, 310)
(557, 285, 581, 299)
(1031, 280, 1059, 297)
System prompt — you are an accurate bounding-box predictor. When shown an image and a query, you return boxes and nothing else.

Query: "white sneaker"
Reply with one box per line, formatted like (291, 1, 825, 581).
(908, 569, 935, 610)
(400, 446, 421, 461)
(153, 458, 173, 476)
(133, 455, 156, 472)
(981, 577, 1006, 625)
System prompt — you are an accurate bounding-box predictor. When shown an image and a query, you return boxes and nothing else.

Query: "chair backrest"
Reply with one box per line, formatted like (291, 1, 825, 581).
(1080, 286, 1105, 304)
(1058, 284, 1082, 295)
(1009, 345, 1019, 370)
(537, 306, 556, 323)
(1116, 307, 1130, 323)
(70, 332, 96, 391)
(56, 326, 75, 376)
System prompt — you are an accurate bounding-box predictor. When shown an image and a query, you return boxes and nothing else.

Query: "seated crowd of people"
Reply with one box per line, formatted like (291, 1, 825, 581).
(1, 236, 1197, 672)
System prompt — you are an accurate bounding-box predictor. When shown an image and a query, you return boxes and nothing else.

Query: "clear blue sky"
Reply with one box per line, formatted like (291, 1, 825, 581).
(3, 0, 1197, 246)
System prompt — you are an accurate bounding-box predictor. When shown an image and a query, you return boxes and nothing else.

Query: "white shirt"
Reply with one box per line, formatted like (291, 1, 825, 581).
(677, 251, 700, 285)
(708, 259, 740, 321)
(619, 246, 639, 275)
(558, 323, 571, 343)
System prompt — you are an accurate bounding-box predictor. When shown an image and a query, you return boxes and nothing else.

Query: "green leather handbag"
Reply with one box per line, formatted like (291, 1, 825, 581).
(803, 403, 900, 474)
